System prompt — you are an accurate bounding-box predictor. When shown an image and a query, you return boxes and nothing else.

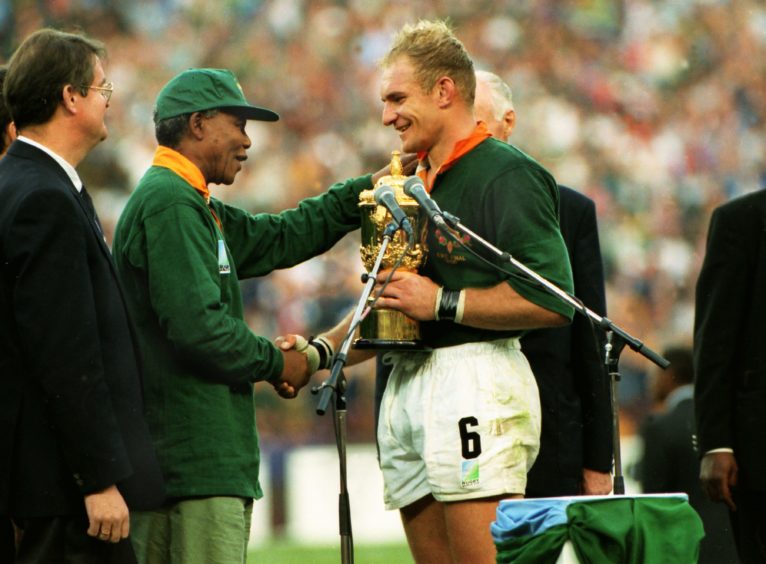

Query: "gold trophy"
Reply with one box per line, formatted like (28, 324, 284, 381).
(354, 151, 428, 350)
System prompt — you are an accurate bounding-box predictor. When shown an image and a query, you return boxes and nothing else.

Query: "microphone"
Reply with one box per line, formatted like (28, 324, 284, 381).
(374, 185, 413, 236)
(403, 176, 447, 228)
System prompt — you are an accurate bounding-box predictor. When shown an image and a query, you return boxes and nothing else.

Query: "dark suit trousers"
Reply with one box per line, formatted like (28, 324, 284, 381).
(732, 489, 766, 563)
(14, 516, 136, 564)
(1, 518, 15, 562)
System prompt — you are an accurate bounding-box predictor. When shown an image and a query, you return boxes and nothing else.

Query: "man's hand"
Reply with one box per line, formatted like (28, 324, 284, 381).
(84, 485, 129, 543)
(581, 468, 612, 495)
(700, 451, 738, 511)
(272, 335, 311, 398)
(400, 153, 419, 175)
(374, 269, 439, 321)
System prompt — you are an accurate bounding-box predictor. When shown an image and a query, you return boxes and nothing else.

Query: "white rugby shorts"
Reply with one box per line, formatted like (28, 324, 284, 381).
(378, 337, 541, 510)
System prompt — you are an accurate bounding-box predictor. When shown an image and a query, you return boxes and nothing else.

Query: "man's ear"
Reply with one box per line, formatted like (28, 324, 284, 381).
(62, 84, 79, 113)
(188, 112, 206, 140)
(504, 109, 517, 138)
(434, 76, 457, 108)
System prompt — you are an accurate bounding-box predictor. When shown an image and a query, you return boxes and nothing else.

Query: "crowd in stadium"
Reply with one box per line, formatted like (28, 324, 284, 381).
(2, 0, 764, 444)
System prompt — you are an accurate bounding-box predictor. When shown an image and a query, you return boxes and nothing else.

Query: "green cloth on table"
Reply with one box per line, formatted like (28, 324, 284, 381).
(495, 496, 704, 564)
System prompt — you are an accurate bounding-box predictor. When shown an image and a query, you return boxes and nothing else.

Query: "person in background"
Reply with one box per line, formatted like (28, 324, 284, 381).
(112, 67, 395, 563)
(639, 346, 737, 564)
(694, 188, 766, 563)
(0, 28, 164, 562)
(473, 69, 614, 497)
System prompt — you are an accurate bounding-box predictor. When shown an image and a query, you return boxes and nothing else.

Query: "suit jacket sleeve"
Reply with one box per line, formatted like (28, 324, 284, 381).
(693, 203, 751, 453)
(10, 186, 132, 494)
(566, 192, 613, 472)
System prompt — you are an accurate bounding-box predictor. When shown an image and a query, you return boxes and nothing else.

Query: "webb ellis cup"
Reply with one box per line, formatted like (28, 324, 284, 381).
(354, 151, 428, 350)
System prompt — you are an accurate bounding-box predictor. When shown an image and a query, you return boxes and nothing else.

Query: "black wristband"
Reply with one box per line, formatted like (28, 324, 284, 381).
(438, 289, 461, 321)
(309, 336, 334, 370)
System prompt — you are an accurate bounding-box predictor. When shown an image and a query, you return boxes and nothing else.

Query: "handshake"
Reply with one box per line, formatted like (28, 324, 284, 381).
(270, 334, 335, 399)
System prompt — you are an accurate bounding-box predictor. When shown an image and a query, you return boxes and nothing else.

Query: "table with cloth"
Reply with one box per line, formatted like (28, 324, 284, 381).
(492, 493, 704, 563)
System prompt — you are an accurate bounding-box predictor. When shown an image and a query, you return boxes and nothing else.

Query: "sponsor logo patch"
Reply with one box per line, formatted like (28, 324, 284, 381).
(461, 459, 480, 488)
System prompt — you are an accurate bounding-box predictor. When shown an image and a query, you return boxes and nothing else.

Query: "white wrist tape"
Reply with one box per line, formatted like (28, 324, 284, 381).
(293, 335, 320, 374)
(454, 289, 466, 324)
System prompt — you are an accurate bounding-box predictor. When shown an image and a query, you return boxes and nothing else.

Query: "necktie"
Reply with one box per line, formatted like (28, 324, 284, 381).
(80, 185, 104, 235)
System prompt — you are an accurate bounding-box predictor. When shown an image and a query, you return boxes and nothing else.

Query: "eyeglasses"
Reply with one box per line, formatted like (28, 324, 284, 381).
(83, 81, 114, 103)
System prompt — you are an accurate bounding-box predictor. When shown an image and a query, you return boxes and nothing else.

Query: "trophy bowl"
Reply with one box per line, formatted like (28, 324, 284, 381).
(354, 152, 428, 350)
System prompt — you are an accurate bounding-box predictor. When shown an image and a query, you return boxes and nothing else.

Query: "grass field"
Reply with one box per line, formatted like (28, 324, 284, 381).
(247, 542, 413, 563)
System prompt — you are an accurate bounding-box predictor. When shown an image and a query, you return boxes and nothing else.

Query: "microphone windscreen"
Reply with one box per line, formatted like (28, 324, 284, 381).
(403, 175, 425, 197)
(374, 184, 396, 205)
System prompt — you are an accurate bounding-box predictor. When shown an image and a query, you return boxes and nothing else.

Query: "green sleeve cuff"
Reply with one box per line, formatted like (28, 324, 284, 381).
(262, 342, 284, 384)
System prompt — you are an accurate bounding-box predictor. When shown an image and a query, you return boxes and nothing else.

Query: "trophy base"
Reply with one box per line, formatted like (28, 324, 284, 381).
(352, 338, 431, 351)
(356, 308, 430, 351)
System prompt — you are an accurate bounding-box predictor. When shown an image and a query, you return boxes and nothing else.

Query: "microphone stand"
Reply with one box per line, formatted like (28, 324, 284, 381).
(312, 221, 398, 564)
(441, 211, 669, 495)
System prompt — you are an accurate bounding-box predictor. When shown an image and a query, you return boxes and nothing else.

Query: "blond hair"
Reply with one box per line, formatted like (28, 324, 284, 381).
(382, 19, 475, 104)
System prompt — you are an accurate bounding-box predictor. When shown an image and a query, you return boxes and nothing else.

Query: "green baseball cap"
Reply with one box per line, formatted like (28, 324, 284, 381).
(154, 68, 279, 123)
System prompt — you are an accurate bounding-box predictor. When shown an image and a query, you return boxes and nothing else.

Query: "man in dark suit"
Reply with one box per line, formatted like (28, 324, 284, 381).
(0, 29, 164, 562)
(472, 70, 613, 497)
(519, 185, 613, 497)
(639, 347, 737, 564)
(0, 62, 18, 564)
(694, 188, 766, 563)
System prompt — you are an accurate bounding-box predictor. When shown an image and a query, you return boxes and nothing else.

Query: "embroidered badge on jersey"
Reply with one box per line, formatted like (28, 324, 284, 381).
(461, 459, 480, 488)
(432, 228, 471, 265)
(217, 239, 230, 275)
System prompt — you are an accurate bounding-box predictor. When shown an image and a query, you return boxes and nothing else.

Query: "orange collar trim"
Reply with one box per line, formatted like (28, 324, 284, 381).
(152, 146, 209, 203)
(416, 122, 491, 191)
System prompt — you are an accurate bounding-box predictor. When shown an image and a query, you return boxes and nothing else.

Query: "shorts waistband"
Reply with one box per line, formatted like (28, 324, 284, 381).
(382, 337, 521, 367)
(441, 336, 521, 352)
(430, 337, 521, 360)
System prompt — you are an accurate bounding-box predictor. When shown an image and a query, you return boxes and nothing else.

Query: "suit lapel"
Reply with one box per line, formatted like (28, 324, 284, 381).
(73, 185, 112, 257)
